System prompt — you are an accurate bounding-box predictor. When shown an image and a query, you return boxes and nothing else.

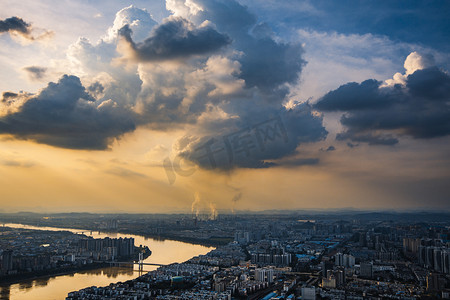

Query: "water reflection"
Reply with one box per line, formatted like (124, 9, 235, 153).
(0, 267, 141, 300)
(34, 278, 49, 287)
(0, 223, 214, 300)
(0, 286, 10, 300)
(18, 282, 32, 291)
(81, 266, 134, 278)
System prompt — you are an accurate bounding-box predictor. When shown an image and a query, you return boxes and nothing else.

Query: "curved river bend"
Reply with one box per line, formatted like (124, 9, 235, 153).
(0, 223, 214, 300)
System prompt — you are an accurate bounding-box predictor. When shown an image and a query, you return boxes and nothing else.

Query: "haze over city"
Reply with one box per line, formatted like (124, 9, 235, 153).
(0, 0, 449, 214)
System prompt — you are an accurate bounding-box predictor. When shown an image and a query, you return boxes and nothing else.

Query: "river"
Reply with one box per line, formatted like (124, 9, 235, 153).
(0, 223, 215, 300)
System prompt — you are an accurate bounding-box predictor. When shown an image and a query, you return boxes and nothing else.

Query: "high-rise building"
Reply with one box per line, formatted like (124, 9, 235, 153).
(301, 286, 316, 300)
(335, 253, 343, 266)
(322, 274, 336, 289)
(360, 262, 373, 279)
(325, 268, 345, 288)
(403, 238, 421, 255)
(427, 273, 446, 292)
(418, 246, 449, 274)
(347, 254, 355, 267)
(334, 268, 346, 287)
(255, 268, 274, 283)
(234, 231, 250, 245)
(251, 251, 291, 266)
(78, 237, 134, 259)
(335, 253, 355, 268)
(1, 250, 13, 273)
(321, 260, 333, 276)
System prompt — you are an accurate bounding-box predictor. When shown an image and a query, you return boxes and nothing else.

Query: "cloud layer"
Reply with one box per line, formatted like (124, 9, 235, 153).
(23, 66, 47, 81)
(4, 2, 447, 176)
(0, 1, 325, 170)
(118, 16, 231, 61)
(178, 103, 326, 170)
(0, 17, 30, 35)
(315, 53, 450, 145)
(161, 0, 324, 168)
(0, 16, 53, 42)
(0, 75, 135, 149)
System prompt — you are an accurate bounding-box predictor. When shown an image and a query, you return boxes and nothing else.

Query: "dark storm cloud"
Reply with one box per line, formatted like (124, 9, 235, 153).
(160, 0, 323, 169)
(118, 16, 231, 61)
(23, 66, 47, 81)
(87, 81, 105, 96)
(0, 17, 30, 34)
(1, 92, 18, 102)
(314, 79, 392, 111)
(134, 87, 196, 128)
(0, 1, 323, 161)
(239, 37, 305, 92)
(125, 0, 315, 167)
(0, 75, 136, 149)
(194, 0, 306, 93)
(179, 103, 327, 170)
(315, 67, 450, 144)
(407, 67, 450, 100)
(0, 16, 52, 41)
(336, 132, 399, 146)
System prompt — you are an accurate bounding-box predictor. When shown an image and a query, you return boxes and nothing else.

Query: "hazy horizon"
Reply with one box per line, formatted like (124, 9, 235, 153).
(1, 207, 449, 215)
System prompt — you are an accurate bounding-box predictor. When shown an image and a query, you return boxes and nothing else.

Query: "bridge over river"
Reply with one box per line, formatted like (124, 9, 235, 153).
(95, 261, 166, 267)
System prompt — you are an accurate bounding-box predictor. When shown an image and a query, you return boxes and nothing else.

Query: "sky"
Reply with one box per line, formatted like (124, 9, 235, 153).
(0, 0, 449, 214)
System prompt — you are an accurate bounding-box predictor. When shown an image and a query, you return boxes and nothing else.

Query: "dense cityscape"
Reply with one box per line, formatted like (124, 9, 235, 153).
(0, 212, 449, 299)
(0, 224, 150, 284)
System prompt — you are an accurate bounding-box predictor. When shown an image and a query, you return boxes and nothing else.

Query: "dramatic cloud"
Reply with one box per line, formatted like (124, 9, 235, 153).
(87, 81, 105, 96)
(104, 5, 158, 43)
(238, 35, 305, 91)
(0, 17, 30, 34)
(117, 16, 231, 62)
(154, 0, 319, 169)
(0, 75, 135, 149)
(383, 51, 436, 87)
(1, 92, 18, 102)
(315, 53, 450, 145)
(23, 66, 47, 81)
(0, 0, 324, 164)
(176, 103, 327, 170)
(314, 79, 392, 111)
(0, 16, 53, 42)
(177, 0, 306, 92)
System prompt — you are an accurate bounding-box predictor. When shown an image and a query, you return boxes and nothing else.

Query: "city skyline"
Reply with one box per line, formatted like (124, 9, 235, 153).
(0, 0, 449, 213)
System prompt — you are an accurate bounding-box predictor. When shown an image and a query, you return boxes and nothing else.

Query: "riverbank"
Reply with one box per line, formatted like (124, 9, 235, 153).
(0, 223, 215, 300)
(0, 262, 111, 286)
(0, 249, 152, 286)
(0, 220, 229, 247)
(118, 230, 232, 247)
(0, 228, 152, 287)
